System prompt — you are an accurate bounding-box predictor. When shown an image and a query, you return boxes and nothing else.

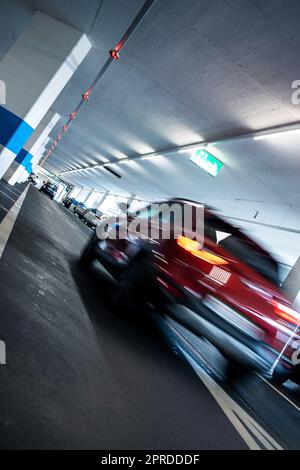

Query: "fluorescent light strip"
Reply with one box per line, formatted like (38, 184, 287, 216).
(254, 128, 300, 140)
(140, 155, 154, 160)
(61, 125, 300, 174)
(178, 146, 205, 154)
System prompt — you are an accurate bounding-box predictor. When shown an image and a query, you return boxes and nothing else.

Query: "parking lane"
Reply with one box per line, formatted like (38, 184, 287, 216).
(0, 181, 26, 224)
(0, 185, 30, 259)
(0, 180, 23, 195)
(160, 318, 300, 449)
(0, 186, 248, 449)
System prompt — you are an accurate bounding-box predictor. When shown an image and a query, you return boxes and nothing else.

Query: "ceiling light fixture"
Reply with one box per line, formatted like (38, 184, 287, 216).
(178, 143, 207, 154)
(254, 128, 300, 140)
(114, 152, 128, 160)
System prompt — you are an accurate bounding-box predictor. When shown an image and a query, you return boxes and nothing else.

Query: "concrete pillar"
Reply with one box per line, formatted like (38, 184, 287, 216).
(3, 111, 60, 185)
(84, 190, 95, 207)
(85, 190, 109, 209)
(76, 188, 93, 205)
(282, 256, 300, 304)
(97, 190, 110, 209)
(69, 187, 83, 211)
(0, 12, 91, 180)
(69, 187, 82, 199)
(17, 136, 51, 183)
(31, 137, 51, 172)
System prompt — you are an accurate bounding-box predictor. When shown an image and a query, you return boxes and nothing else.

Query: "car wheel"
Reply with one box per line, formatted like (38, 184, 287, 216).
(271, 364, 292, 385)
(111, 249, 153, 315)
(224, 361, 250, 384)
(111, 277, 143, 316)
(290, 364, 300, 385)
(80, 234, 98, 264)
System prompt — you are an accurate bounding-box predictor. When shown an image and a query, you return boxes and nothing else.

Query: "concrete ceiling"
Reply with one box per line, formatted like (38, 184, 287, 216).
(2, 0, 300, 236)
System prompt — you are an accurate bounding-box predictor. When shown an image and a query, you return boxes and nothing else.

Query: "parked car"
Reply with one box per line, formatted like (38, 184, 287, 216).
(82, 208, 103, 228)
(63, 197, 75, 209)
(80, 198, 300, 384)
(28, 174, 37, 186)
(74, 203, 87, 219)
(39, 181, 58, 200)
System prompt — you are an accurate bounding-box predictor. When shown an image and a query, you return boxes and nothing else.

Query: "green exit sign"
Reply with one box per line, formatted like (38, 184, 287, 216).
(190, 148, 223, 177)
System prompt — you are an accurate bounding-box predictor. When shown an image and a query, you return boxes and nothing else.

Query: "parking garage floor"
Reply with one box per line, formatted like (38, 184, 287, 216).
(0, 181, 26, 223)
(0, 183, 251, 450)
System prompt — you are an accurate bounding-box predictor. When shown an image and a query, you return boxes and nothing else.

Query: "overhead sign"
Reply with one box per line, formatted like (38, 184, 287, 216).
(190, 148, 223, 177)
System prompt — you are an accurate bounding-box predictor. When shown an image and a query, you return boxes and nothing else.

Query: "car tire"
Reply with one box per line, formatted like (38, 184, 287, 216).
(80, 234, 98, 264)
(224, 361, 250, 384)
(271, 365, 292, 385)
(111, 277, 144, 316)
(290, 364, 300, 385)
(110, 249, 153, 315)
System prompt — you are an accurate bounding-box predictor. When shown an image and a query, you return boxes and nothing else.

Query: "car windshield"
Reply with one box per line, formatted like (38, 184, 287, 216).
(205, 213, 280, 286)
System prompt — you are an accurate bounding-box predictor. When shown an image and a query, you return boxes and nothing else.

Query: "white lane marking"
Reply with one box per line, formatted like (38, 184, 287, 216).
(0, 181, 22, 196)
(0, 185, 30, 259)
(179, 348, 283, 450)
(0, 204, 8, 213)
(0, 189, 17, 203)
(258, 374, 300, 413)
(163, 318, 283, 450)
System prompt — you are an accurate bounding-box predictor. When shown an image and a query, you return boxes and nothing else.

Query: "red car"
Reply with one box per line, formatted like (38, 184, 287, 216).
(80, 198, 300, 384)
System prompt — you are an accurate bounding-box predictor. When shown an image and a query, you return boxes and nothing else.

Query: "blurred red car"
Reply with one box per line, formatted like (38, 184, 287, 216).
(81, 198, 300, 384)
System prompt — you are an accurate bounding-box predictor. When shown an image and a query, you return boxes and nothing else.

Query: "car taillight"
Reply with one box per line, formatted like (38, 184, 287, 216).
(176, 236, 229, 266)
(272, 300, 300, 326)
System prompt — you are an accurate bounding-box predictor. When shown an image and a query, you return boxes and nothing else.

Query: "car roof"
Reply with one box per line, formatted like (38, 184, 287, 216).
(156, 198, 216, 211)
